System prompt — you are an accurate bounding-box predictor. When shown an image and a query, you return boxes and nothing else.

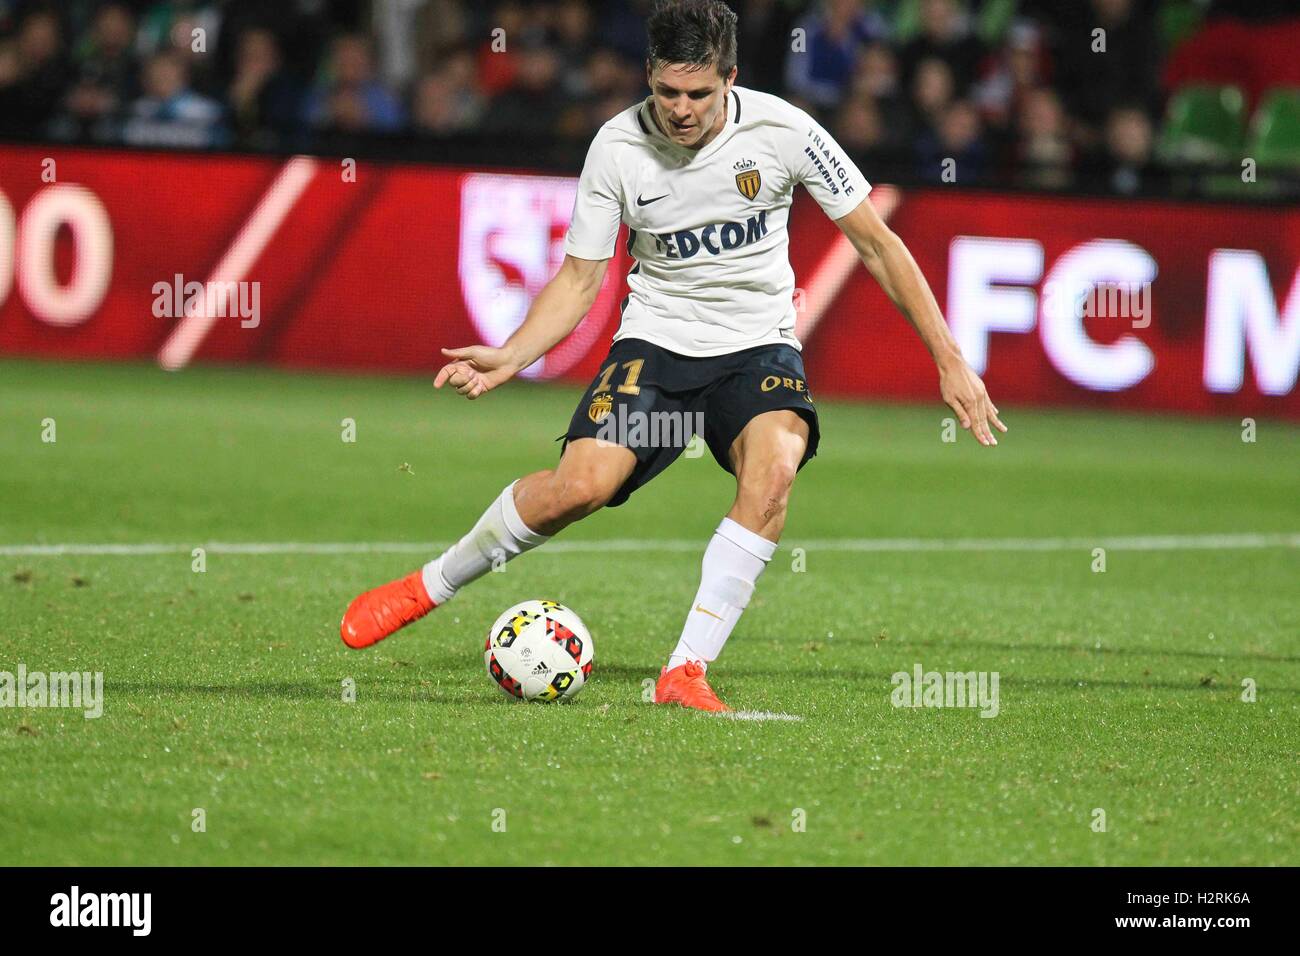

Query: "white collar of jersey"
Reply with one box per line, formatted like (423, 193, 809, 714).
(637, 87, 743, 162)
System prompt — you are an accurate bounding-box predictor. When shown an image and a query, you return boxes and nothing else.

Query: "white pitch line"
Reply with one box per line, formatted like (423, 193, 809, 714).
(718, 710, 804, 722)
(1, 533, 1296, 557)
(157, 155, 319, 371)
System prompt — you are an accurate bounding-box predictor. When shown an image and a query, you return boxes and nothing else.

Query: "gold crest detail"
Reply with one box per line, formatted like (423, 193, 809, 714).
(588, 393, 614, 423)
(735, 169, 761, 200)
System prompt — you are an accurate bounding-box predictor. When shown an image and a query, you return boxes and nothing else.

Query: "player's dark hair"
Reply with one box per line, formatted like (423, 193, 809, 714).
(646, 0, 738, 78)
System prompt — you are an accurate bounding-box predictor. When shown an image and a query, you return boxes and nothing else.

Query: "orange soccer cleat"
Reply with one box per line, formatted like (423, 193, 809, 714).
(654, 660, 731, 713)
(340, 570, 436, 649)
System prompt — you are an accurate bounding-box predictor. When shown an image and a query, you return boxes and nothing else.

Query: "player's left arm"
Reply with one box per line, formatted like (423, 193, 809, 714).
(834, 199, 1007, 446)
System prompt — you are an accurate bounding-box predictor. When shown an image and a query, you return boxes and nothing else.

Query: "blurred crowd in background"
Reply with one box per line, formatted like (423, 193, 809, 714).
(1, 0, 1298, 196)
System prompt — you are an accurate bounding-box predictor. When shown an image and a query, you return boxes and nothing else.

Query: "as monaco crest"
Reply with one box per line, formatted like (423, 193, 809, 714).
(459, 174, 620, 378)
(734, 158, 761, 200)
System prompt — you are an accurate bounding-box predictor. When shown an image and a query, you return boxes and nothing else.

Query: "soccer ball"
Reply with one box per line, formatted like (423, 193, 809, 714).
(484, 600, 594, 701)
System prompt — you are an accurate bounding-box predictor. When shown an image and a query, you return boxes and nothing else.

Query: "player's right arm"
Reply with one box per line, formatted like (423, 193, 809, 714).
(434, 254, 610, 400)
(436, 126, 623, 401)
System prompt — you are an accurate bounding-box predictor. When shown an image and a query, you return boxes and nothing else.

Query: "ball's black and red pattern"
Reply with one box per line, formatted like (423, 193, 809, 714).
(487, 652, 523, 698)
(547, 616, 584, 664)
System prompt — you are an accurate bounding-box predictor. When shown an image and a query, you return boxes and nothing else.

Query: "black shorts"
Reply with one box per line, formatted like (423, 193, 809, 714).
(559, 337, 820, 507)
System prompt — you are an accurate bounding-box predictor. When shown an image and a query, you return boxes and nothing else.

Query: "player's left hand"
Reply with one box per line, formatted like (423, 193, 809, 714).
(433, 345, 519, 400)
(939, 360, 1007, 446)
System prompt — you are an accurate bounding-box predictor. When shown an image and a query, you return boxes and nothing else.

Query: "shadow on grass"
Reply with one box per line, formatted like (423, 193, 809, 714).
(594, 663, 1300, 696)
(110, 663, 1300, 703)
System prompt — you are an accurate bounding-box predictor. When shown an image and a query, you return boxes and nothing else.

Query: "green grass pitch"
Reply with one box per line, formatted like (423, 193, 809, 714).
(1, 358, 1297, 866)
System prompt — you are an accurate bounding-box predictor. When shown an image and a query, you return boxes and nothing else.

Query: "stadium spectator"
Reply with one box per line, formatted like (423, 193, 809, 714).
(226, 27, 304, 147)
(785, 0, 888, 111)
(371, 0, 475, 93)
(852, 39, 901, 102)
(598, 0, 657, 64)
(135, 1, 223, 59)
(551, 0, 597, 97)
(441, 43, 487, 103)
(57, 2, 138, 138)
(0, 0, 1291, 198)
(898, 0, 986, 95)
(475, 1, 547, 98)
(1015, 86, 1073, 189)
(0, 10, 69, 137)
(972, 21, 1045, 132)
(412, 69, 463, 136)
(569, 47, 643, 136)
(412, 49, 486, 137)
(0, 41, 22, 136)
(908, 56, 955, 140)
(736, 0, 802, 94)
(135, 0, 223, 97)
(413, 0, 476, 76)
(481, 45, 569, 138)
(1051, 0, 1159, 141)
(374, 0, 439, 92)
(303, 33, 405, 133)
(582, 47, 639, 103)
(1085, 104, 1161, 196)
(849, 40, 912, 157)
(833, 93, 901, 168)
(916, 98, 988, 183)
(123, 49, 225, 148)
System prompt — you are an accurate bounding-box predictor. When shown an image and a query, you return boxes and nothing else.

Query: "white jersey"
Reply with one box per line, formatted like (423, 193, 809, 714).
(563, 85, 871, 357)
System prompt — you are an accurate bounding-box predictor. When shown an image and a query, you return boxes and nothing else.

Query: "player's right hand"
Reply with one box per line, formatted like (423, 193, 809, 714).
(433, 346, 519, 400)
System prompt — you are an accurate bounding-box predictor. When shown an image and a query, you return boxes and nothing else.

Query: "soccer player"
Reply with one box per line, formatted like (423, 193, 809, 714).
(339, 0, 1005, 711)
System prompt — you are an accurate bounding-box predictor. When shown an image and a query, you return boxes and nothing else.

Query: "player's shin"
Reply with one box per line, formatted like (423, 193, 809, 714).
(421, 480, 550, 603)
(668, 517, 777, 670)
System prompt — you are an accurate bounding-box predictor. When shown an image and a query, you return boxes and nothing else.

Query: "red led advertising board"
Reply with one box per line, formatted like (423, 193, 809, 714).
(1, 145, 1296, 419)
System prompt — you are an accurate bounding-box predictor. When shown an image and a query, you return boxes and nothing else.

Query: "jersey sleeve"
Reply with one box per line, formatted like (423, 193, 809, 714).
(563, 129, 625, 260)
(785, 110, 871, 220)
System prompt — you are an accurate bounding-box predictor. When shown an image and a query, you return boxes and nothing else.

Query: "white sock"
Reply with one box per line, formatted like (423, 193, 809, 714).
(667, 517, 777, 671)
(421, 481, 549, 604)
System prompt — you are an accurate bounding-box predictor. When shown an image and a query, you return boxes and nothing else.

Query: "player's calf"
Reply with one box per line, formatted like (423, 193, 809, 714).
(338, 441, 634, 649)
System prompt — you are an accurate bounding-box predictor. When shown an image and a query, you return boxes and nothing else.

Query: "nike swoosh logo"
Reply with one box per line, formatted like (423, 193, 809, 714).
(695, 604, 724, 621)
(637, 193, 669, 206)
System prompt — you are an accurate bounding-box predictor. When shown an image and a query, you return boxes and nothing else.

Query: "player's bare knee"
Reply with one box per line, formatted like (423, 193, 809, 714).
(557, 471, 614, 519)
(771, 458, 798, 493)
(743, 459, 796, 503)
(513, 469, 565, 528)
(734, 458, 795, 525)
